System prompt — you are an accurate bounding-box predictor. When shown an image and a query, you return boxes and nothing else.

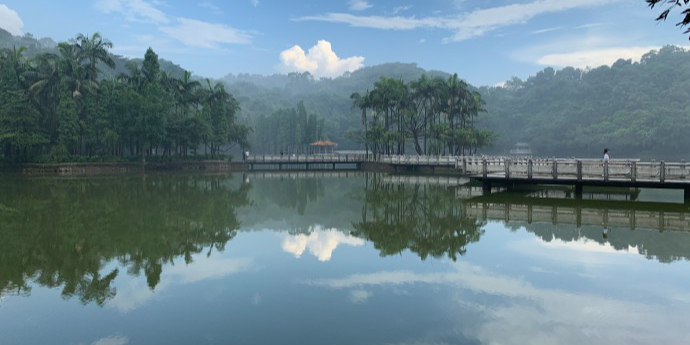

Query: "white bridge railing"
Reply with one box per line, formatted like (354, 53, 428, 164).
(246, 154, 690, 184)
(463, 158, 690, 183)
(246, 154, 366, 163)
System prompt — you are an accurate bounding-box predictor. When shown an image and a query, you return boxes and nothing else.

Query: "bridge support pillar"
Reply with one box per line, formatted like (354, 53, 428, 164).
(333, 163, 336, 170)
(482, 181, 492, 195)
(306, 163, 309, 170)
(574, 184, 583, 199)
(685, 188, 690, 203)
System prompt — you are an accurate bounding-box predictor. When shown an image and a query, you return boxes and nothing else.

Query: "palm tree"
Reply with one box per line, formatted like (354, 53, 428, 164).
(7, 45, 28, 86)
(178, 71, 201, 113)
(58, 42, 98, 98)
(24, 52, 62, 144)
(74, 33, 116, 81)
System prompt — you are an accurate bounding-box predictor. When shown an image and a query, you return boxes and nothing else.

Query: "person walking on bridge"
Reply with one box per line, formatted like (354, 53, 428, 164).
(603, 148, 610, 162)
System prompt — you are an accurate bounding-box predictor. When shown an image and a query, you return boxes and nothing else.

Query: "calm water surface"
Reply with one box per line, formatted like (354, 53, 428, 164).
(1, 172, 690, 345)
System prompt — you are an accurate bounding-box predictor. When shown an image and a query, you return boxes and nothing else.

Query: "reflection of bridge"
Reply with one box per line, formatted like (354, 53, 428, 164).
(382, 175, 469, 186)
(466, 199, 690, 232)
(247, 170, 364, 179)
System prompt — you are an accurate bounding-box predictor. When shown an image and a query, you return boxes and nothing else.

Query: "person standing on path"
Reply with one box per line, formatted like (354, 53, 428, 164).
(603, 148, 610, 162)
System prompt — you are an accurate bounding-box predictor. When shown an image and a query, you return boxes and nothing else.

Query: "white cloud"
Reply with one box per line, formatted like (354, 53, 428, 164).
(96, 0, 169, 24)
(0, 4, 23, 36)
(531, 26, 562, 34)
(92, 336, 129, 345)
(349, 0, 372, 11)
(251, 0, 259, 7)
(279, 40, 365, 79)
(575, 22, 606, 29)
(536, 46, 678, 69)
(160, 18, 252, 48)
(297, 0, 622, 42)
(281, 226, 365, 261)
(199, 1, 223, 14)
(391, 5, 413, 15)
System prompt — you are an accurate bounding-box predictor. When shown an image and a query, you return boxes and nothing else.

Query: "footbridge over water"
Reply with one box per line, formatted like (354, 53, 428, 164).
(246, 154, 690, 201)
(463, 158, 690, 201)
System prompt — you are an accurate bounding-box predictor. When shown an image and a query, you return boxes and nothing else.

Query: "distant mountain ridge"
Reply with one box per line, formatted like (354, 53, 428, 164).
(5, 28, 689, 158)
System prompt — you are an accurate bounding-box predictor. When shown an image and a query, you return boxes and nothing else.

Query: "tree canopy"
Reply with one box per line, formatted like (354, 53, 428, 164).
(479, 45, 690, 159)
(0, 32, 250, 163)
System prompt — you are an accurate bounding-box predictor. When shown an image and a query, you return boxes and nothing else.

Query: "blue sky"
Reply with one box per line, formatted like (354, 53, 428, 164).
(0, 0, 687, 86)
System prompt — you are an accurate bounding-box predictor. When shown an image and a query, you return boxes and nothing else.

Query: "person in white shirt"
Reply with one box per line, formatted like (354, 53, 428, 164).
(603, 148, 610, 162)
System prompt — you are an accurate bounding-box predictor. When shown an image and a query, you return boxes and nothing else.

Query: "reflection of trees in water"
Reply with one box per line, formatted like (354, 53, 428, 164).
(251, 177, 325, 216)
(0, 175, 250, 305)
(352, 174, 485, 261)
(526, 222, 690, 264)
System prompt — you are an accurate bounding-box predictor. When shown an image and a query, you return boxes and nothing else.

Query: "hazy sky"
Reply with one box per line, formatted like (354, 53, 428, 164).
(0, 1, 687, 85)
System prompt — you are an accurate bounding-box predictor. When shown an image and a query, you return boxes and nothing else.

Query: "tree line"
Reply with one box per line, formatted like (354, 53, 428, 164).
(252, 101, 325, 154)
(0, 32, 250, 163)
(479, 45, 690, 159)
(348, 74, 496, 157)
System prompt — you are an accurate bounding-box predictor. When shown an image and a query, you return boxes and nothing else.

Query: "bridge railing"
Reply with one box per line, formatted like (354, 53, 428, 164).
(379, 155, 459, 166)
(247, 154, 367, 163)
(462, 158, 690, 182)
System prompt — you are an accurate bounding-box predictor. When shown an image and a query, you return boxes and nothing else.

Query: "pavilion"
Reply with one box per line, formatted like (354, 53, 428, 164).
(309, 140, 337, 154)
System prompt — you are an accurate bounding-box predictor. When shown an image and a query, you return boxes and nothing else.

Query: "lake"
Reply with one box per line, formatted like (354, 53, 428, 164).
(1, 172, 690, 345)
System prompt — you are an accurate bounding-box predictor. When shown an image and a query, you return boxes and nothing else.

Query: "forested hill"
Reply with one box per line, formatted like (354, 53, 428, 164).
(225, 47, 690, 159)
(0, 28, 186, 79)
(4, 27, 690, 159)
(478, 45, 690, 160)
(223, 63, 451, 152)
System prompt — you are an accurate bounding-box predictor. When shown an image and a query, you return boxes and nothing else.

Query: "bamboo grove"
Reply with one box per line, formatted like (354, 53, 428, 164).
(349, 74, 496, 156)
(0, 33, 250, 163)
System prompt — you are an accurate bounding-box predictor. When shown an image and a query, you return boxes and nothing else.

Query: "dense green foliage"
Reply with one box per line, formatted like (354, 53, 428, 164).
(350, 74, 495, 156)
(253, 101, 325, 154)
(225, 64, 452, 152)
(0, 32, 249, 162)
(5, 28, 690, 160)
(479, 46, 690, 159)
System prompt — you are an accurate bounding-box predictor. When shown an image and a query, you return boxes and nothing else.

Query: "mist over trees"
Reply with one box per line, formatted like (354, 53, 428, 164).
(479, 45, 690, 159)
(3, 28, 690, 161)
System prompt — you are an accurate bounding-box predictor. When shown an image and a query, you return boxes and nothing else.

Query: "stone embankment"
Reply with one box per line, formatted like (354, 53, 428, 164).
(0, 161, 248, 176)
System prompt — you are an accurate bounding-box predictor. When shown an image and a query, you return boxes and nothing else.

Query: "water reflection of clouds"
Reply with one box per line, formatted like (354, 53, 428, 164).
(301, 262, 690, 344)
(348, 290, 372, 304)
(282, 227, 364, 261)
(508, 236, 639, 267)
(91, 335, 128, 345)
(109, 255, 253, 313)
(536, 237, 638, 255)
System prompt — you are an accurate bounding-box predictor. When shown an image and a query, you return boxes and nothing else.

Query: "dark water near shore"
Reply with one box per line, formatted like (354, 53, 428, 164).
(1, 172, 690, 345)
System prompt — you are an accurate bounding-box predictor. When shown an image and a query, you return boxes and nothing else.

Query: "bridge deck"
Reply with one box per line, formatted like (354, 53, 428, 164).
(245, 155, 690, 193)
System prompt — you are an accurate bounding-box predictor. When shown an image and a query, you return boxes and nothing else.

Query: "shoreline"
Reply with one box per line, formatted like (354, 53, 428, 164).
(0, 160, 463, 177)
(0, 161, 249, 176)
